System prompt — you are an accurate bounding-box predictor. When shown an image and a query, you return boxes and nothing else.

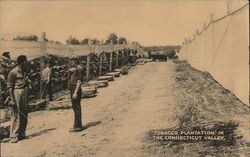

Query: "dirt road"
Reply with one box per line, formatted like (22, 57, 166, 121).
(1, 61, 249, 157)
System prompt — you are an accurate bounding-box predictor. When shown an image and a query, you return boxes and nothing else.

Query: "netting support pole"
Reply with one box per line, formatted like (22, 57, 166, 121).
(86, 54, 90, 80)
(116, 50, 119, 68)
(99, 53, 103, 76)
(121, 49, 125, 66)
(109, 52, 113, 72)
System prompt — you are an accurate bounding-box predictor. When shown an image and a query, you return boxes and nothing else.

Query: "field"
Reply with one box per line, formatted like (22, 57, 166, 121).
(1, 60, 249, 157)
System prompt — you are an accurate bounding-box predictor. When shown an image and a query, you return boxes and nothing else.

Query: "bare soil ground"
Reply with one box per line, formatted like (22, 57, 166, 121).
(1, 60, 249, 157)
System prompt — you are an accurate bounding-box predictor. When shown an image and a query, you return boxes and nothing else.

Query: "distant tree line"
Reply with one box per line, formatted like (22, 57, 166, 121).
(13, 34, 61, 44)
(13, 35, 38, 41)
(66, 33, 128, 45)
(12, 33, 127, 45)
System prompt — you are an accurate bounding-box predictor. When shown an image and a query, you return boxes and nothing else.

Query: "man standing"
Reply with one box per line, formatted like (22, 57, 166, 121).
(68, 58, 84, 132)
(7, 55, 29, 143)
(40, 60, 53, 101)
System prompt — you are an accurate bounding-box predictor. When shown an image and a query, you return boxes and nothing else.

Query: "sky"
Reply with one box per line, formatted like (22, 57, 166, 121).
(0, 0, 247, 46)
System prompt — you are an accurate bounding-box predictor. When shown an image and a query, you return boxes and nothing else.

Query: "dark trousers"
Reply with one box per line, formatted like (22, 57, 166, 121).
(40, 81, 53, 101)
(70, 88, 82, 128)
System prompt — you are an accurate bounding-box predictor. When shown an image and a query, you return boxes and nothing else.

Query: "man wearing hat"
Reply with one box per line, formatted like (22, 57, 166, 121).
(67, 58, 84, 132)
(7, 55, 29, 143)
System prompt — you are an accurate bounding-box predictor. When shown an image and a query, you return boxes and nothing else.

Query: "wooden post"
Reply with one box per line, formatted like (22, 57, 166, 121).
(226, 0, 231, 15)
(40, 32, 46, 57)
(195, 30, 199, 35)
(210, 13, 214, 23)
(86, 54, 90, 79)
(103, 52, 107, 62)
(109, 52, 113, 71)
(99, 53, 103, 76)
(40, 32, 46, 98)
(116, 50, 119, 67)
(121, 49, 125, 66)
(125, 49, 128, 64)
(203, 23, 207, 29)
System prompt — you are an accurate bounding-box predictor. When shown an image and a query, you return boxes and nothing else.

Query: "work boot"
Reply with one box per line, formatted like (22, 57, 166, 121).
(10, 137, 18, 143)
(69, 127, 83, 132)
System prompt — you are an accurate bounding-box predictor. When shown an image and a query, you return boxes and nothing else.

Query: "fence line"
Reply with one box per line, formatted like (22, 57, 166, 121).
(0, 38, 141, 107)
(178, 3, 249, 105)
(0, 40, 138, 60)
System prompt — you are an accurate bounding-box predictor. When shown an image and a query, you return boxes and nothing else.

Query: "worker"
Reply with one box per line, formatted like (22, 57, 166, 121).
(7, 55, 29, 143)
(40, 59, 53, 101)
(67, 58, 84, 132)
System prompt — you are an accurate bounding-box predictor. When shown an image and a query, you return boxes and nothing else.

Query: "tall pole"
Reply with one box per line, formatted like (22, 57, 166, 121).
(99, 53, 103, 76)
(109, 52, 113, 71)
(116, 50, 119, 68)
(227, 0, 231, 15)
(40, 32, 46, 98)
(210, 13, 214, 23)
(121, 49, 125, 66)
(86, 54, 90, 80)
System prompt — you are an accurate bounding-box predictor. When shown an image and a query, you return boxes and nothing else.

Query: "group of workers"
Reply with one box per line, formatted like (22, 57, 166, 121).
(1, 52, 84, 143)
(1, 49, 142, 143)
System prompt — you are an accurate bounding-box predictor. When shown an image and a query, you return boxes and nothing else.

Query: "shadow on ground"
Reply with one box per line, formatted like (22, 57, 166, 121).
(83, 121, 102, 130)
(0, 128, 56, 143)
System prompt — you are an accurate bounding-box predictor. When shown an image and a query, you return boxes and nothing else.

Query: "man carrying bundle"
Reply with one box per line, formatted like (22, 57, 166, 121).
(68, 58, 84, 132)
(7, 55, 29, 143)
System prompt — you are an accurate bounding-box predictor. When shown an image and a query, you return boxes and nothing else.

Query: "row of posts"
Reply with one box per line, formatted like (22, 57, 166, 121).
(40, 32, 133, 80)
(182, 0, 234, 45)
(86, 49, 132, 80)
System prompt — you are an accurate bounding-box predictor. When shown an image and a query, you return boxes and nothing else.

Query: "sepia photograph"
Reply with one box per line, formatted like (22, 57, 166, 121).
(0, 0, 249, 156)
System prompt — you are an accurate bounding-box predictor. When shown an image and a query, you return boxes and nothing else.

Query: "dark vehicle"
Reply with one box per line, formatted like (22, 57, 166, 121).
(150, 51, 167, 62)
